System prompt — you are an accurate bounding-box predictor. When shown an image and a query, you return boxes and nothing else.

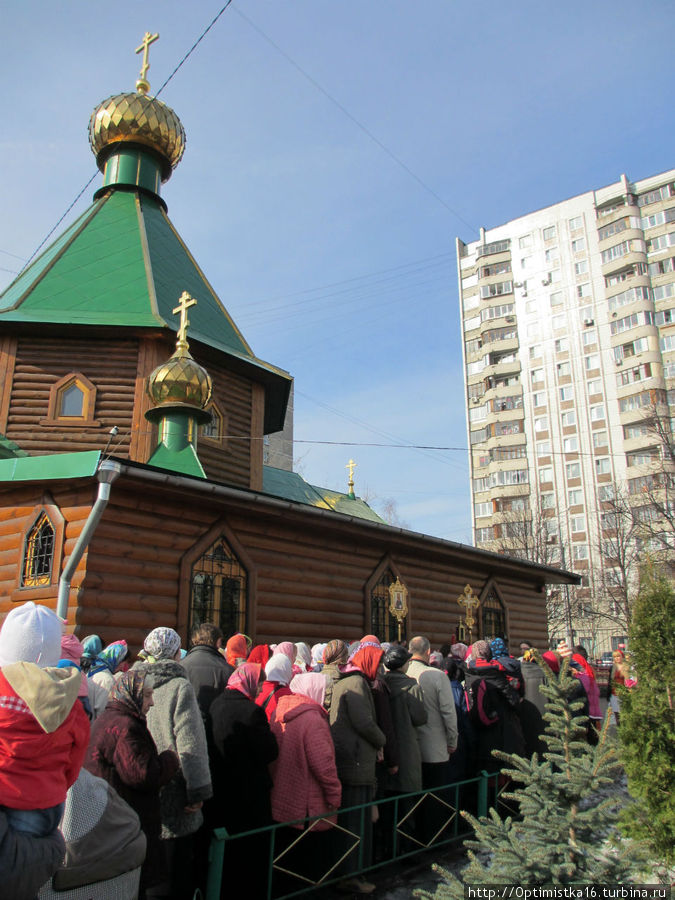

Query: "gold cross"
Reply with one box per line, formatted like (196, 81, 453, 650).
(173, 291, 197, 345)
(346, 459, 357, 484)
(136, 31, 159, 92)
(457, 584, 480, 629)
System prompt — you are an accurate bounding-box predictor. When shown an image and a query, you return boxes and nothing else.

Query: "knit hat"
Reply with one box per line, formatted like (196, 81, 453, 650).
(556, 640, 573, 658)
(0, 601, 63, 668)
(143, 627, 181, 662)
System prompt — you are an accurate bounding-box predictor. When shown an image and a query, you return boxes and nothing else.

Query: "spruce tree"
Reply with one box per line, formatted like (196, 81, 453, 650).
(415, 658, 637, 898)
(618, 564, 675, 865)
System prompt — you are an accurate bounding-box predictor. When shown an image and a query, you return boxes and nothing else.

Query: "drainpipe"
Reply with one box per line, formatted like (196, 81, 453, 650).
(56, 459, 122, 621)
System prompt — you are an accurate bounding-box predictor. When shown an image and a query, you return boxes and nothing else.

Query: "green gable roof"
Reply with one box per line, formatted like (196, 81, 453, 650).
(262, 466, 385, 523)
(0, 189, 291, 431)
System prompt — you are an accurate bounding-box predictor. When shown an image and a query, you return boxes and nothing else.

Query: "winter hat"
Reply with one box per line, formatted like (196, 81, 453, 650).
(143, 627, 181, 663)
(556, 640, 573, 658)
(383, 645, 412, 670)
(0, 601, 63, 668)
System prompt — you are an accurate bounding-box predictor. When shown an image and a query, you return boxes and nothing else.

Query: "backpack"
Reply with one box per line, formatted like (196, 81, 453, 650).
(466, 677, 500, 727)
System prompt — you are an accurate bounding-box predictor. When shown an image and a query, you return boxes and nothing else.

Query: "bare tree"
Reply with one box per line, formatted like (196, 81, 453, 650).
(592, 486, 643, 632)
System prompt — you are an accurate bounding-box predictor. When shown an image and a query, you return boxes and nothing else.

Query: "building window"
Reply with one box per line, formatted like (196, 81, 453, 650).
(550, 291, 563, 307)
(598, 484, 615, 501)
(536, 441, 551, 458)
(573, 544, 589, 561)
(561, 410, 576, 427)
(43, 372, 98, 426)
(552, 314, 566, 330)
(571, 515, 586, 533)
(568, 489, 583, 506)
(557, 362, 571, 379)
(543, 226, 557, 241)
(202, 402, 225, 444)
(189, 535, 247, 639)
(574, 261, 588, 276)
(559, 386, 574, 402)
(555, 337, 569, 353)
(22, 513, 55, 587)
(593, 431, 608, 448)
(585, 354, 600, 371)
(569, 216, 583, 231)
(563, 436, 579, 453)
(595, 457, 611, 476)
(540, 492, 555, 509)
(566, 462, 581, 480)
(474, 502, 493, 518)
(539, 467, 553, 484)
(571, 238, 586, 253)
(590, 405, 605, 421)
(535, 415, 549, 432)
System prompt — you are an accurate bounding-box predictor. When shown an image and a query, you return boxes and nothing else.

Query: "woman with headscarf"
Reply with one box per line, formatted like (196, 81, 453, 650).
(329, 639, 386, 893)
(310, 642, 327, 672)
(85, 668, 179, 897)
(87, 640, 128, 694)
(256, 654, 293, 722)
(273, 641, 296, 666)
(269, 672, 341, 892)
(224, 632, 248, 669)
(80, 635, 102, 673)
(322, 639, 348, 712)
(209, 663, 279, 897)
(137, 627, 212, 900)
(294, 641, 312, 675)
(247, 643, 271, 669)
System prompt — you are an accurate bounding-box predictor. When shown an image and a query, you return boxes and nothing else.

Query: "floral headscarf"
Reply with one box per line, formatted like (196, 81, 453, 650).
(490, 638, 508, 658)
(227, 662, 262, 700)
(143, 628, 180, 663)
(109, 668, 148, 717)
(323, 639, 348, 666)
(225, 633, 249, 668)
(352, 645, 384, 682)
(88, 640, 128, 677)
(290, 672, 326, 706)
(264, 654, 293, 686)
(471, 640, 492, 661)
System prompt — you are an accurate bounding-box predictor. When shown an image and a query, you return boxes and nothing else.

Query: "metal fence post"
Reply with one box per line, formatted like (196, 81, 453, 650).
(205, 828, 228, 900)
(477, 770, 489, 818)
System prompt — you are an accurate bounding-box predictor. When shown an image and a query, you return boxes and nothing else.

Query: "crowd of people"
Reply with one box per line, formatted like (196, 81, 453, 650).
(0, 601, 613, 899)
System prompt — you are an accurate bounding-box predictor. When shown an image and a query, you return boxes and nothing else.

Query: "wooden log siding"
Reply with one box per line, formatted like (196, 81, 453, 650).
(0, 475, 560, 656)
(6, 337, 139, 456)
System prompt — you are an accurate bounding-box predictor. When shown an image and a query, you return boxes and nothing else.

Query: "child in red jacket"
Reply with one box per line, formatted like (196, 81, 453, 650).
(0, 602, 90, 838)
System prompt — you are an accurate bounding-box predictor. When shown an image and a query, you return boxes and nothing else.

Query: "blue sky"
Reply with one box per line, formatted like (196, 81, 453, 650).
(1, 1, 673, 542)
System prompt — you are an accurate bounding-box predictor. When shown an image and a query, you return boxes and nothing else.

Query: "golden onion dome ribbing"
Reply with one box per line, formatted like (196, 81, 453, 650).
(147, 344, 213, 410)
(88, 91, 186, 180)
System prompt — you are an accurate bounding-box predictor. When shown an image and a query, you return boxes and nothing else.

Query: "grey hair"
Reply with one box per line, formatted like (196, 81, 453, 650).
(410, 635, 430, 656)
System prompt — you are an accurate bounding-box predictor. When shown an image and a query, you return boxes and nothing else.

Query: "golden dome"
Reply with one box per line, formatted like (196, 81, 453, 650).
(89, 91, 186, 178)
(147, 346, 213, 410)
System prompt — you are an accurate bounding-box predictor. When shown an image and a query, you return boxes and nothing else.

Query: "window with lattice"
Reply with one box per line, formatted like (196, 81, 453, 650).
(202, 402, 225, 444)
(481, 587, 506, 640)
(22, 513, 55, 587)
(189, 535, 247, 640)
(370, 568, 405, 643)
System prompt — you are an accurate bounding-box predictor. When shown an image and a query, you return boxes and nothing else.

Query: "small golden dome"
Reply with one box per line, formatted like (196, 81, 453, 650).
(147, 346, 213, 409)
(89, 91, 186, 179)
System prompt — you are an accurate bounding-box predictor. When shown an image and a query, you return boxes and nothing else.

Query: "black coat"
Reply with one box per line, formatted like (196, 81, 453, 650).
(208, 689, 279, 834)
(180, 644, 234, 724)
(463, 663, 525, 773)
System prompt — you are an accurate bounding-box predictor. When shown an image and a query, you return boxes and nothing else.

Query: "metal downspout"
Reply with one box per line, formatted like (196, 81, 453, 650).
(56, 460, 122, 620)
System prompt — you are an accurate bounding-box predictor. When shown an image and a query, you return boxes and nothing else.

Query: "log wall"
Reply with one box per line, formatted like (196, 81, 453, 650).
(0, 475, 550, 653)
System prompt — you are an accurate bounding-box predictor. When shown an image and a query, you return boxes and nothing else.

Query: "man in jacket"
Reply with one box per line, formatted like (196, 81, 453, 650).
(407, 636, 458, 843)
(180, 622, 233, 724)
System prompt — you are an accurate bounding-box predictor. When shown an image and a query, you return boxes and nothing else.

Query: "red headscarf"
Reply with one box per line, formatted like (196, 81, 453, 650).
(225, 633, 249, 668)
(572, 653, 596, 682)
(248, 644, 270, 668)
(226, 662, 262, 700)
(360, 634, 381, 645)
(352, 645, 384, 682)
(542, 651, 560, 674)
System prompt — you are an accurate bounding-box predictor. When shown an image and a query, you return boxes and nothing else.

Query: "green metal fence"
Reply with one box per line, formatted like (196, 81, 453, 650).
(205, 770, 501, 900)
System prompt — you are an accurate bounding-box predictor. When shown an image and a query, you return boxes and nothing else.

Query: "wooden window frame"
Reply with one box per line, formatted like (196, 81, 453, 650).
(201, 400, 227, 447)
(478, 579, 509, 642)
(41, 372, 100, 427)
(12, 495, 66, 603)
(364, 554, 408, 642)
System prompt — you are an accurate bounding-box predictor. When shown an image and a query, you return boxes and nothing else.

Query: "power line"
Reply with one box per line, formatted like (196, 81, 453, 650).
(234, 7, 478, 236)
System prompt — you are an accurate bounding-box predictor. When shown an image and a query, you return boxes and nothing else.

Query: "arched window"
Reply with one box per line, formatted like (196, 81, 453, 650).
(369, 566, 406, 643)
(189, 535, 247, 639)
(43, 372, 98, 426)
(481, 587, 506, 640)
(22, 513, 55, 587)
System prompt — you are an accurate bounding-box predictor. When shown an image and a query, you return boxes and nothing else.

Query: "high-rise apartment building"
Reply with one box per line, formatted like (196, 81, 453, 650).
(457, 169, 675, 655)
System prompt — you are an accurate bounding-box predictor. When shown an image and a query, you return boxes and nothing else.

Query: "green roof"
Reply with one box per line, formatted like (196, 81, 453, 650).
(0, 434, 29, 461)
(0, 451, 101, 482)
(262, 466, 385, 523)
(0, 189, 291, 432)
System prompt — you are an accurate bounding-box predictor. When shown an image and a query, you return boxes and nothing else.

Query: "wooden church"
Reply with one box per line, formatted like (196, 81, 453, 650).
(0, 43, 579, 651)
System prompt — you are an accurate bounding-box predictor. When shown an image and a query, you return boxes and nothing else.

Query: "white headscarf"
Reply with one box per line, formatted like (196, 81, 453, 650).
(264, 654, 293, 685)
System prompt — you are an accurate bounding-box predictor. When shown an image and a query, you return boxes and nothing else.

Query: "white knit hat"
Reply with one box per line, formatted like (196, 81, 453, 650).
(0, 601, 64, 668)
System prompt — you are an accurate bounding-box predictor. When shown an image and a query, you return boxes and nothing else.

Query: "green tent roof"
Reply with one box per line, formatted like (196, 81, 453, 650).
(262, 466, 385, 523)
(0, 189, 291, 431)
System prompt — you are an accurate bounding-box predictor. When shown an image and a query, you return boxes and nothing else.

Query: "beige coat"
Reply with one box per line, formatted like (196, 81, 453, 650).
(407, 658, 458, 763)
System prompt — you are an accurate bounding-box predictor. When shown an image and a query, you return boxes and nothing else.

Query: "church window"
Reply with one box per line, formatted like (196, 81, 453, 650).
(189, 535, 247, 639)
(480, 587, 506, 640)
(22, 513, 55, 587)
(43, 372, 98, 426)
(202, 402, 225, 444)
(369, 567, 405, 643)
